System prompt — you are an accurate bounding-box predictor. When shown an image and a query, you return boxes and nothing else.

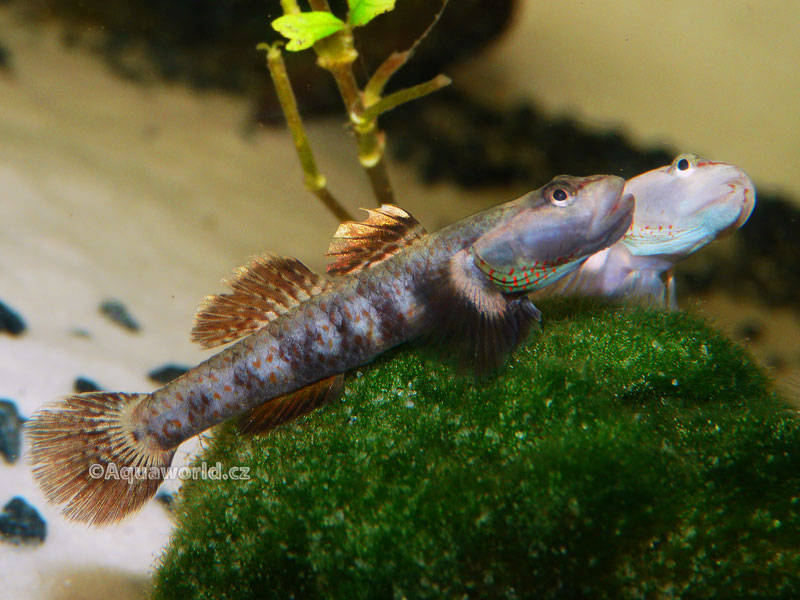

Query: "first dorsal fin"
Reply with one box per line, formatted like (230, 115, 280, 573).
(325, 204, 426, 275)
(236, 374, 344, 435)
(191, 254, 331, 348)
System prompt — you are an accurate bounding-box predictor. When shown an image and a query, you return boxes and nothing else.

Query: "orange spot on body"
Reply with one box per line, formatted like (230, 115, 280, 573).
(224, 385, 232, 392)
(252, 358, 261, 369)
(270, 373, 277, 384)
(213, 392, 221, 400)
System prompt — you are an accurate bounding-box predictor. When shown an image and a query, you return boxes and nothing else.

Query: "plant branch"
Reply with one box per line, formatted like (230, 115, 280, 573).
(360, 74, 451, 123)
(307, 0, 395, 206)
(363, 0, 450, 104)
(279, 0, 300, 14)
(261, 42, 353, 222)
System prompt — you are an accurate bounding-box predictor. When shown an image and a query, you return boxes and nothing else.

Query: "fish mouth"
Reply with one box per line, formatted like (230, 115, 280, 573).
(716, 176, 756, 239)
(589, 191, 635, 247)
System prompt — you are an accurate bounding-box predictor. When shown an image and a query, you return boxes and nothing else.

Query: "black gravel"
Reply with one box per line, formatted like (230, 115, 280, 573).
(0, 300, 26, 336)
(149, 364, 190, 385)
(0, 399, 23, 464)
(100, 299, 140, 332)
(0, 497, 46, 545)
(74, 376, 103, 393)
(155, 490, 175, 511)
(0, 40, 11, 72)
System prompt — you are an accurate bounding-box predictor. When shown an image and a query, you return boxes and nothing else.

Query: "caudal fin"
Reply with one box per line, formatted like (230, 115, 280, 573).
(27, 392, 175, 525)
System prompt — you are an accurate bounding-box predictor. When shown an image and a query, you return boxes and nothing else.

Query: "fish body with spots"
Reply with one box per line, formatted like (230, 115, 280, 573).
(28, 174, 633, 525)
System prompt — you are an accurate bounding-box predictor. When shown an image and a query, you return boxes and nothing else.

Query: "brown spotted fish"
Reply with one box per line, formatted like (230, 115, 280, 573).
(28, 174, 634, 525)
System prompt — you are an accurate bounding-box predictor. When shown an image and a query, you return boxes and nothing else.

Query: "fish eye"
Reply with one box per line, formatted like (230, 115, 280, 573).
(672, 153, 697, 177)
(548, 187, 573, 207)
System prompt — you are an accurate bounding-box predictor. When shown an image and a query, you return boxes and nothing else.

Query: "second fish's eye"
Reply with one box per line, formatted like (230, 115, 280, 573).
(673, 153, 697, 176)
(553, 188, 568, 201)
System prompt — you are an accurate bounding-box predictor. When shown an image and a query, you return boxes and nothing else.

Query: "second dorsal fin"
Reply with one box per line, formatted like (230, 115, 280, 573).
(325, 204, 427, 275)
(191, 254, 331, 348)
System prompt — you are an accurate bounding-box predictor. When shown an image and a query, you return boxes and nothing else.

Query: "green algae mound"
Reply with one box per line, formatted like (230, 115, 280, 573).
(153, 299, 800, 599)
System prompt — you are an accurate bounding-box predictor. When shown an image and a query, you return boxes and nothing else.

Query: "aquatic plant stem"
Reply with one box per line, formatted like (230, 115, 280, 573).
(279, 0, 300, 14)
(307, 0, 395, 206)
(262, 43, 353, 222)
(360, 74, 451, 124)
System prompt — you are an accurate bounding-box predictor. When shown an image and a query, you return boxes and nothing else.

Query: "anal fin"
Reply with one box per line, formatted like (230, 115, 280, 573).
(191, 254, 331, 348)
(236, 374, 344, 436)
(325, 204, 426, 275)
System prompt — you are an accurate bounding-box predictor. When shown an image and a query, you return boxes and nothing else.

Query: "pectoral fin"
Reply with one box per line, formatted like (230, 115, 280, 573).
(420, 250, 540, 377)
(615, 269, 668, 308)
(236, 374, 344, 436)
(325, 204, 427, 275)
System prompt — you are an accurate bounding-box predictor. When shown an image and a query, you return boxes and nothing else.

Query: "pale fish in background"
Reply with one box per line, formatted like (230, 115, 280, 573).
(538, 154, 756, 309)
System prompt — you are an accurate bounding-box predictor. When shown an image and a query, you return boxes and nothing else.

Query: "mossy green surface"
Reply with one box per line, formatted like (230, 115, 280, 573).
(152, 299, 800, 599)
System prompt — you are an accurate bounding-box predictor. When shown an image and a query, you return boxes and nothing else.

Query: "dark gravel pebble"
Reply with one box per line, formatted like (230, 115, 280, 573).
(735, 320, 764, 342)
(149, 364, 190, 385)
(74, 377, 103, 393)
(100, 299, 140, 332)
(766, 355, 787, 372)
(0, 497, 46, 545)
(155, 490, 174, 511)
(0, 399, 23, 464)
(0, 41, 11, 72)
(0, 300, 26, 336)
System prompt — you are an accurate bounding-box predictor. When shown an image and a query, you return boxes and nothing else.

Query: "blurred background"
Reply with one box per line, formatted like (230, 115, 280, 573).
(1, 1, 798, 598)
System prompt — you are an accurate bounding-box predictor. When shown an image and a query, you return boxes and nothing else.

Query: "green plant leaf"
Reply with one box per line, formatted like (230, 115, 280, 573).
(348, 0, 396, 27)
(272, 12, 346, 51)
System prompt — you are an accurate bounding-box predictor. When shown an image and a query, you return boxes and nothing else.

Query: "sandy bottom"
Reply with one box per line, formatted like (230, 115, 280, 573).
(0, 8, 797, 600)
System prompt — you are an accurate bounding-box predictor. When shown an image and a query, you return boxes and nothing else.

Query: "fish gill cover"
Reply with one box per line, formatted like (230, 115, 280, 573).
(153, 299, 800, 600)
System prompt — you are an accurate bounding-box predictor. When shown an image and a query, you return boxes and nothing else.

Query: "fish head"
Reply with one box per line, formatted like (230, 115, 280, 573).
(622, 153, 756, 259)
(471, 174, 634, 292)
